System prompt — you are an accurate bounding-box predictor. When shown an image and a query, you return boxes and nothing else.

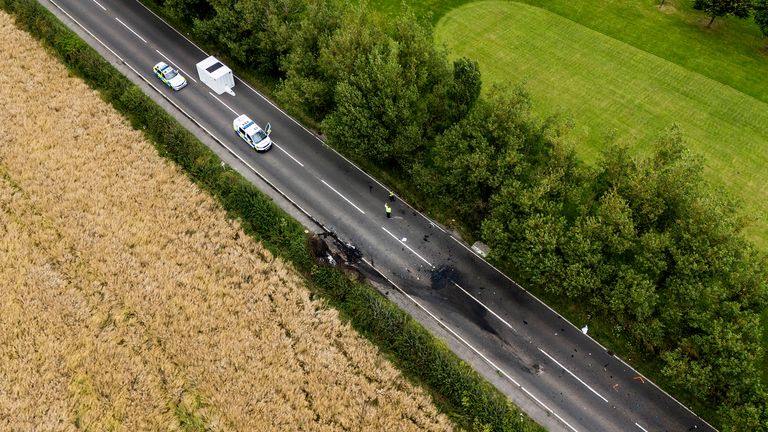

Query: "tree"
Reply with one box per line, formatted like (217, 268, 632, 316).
(480, 119, 584, 291)
(388, 9, 454, 140)
(692, 0, 753, 27)
(446, 57, 482, 125)
(426, 90, 527, 227)
(755, 0, 768, 37)
(161, 0, 213, 22)
(192, 0, 306, 75)
(322, 44, 422, 166)
(276, 0, 344, 119)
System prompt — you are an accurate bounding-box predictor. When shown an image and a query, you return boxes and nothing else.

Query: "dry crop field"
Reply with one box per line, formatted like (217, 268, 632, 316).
(0, 12, 451, 431)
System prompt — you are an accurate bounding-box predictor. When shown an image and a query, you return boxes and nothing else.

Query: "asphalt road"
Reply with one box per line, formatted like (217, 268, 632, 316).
(39, 1, 716, 431)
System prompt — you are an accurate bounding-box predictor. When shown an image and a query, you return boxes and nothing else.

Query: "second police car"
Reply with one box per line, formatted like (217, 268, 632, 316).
(233, 114, 272, 152)
(152, 61, 188, 90)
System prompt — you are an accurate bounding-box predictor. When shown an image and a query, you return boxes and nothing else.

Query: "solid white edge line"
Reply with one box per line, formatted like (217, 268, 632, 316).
(114, 17, 147, 44)
(155, 49, 197, 83)
(90, 0, 106, 11)
(54, 2, 717, 430)
(634, 422, 649, 432)
(381, 227, 433, 268)
(272, 143, 304, 167)
(320, 180, 364, 214)
(208, 92, 238, 116)
(361, 258, 579, 432)
(539, 348, 609, 403)
(452, 281, 517, 333)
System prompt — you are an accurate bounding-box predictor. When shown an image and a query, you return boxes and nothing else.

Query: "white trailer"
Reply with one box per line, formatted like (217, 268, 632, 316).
(196, 56, 235, 95)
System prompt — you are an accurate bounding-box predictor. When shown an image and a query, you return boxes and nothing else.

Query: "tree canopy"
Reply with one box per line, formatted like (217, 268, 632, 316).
(693, 0, 755, 27)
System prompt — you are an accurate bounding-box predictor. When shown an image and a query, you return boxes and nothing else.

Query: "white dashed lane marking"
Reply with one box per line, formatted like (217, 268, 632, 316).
(451, 281, 517, 333)
(115, 17, 147, 44)
(208, 92, 238, 116)
(273, 143, 304, 167)
(381, 227, 433, 267)
(539, 348, 609, 403)
(321, 180, 364, 214)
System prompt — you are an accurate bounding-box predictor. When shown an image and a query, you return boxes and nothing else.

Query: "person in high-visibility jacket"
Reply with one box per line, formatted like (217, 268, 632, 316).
(385, 202, 392, 218)
(389, 190, 395, 202)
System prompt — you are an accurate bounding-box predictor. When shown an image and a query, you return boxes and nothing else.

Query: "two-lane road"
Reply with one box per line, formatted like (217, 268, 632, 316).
(40, 1, 715, 430)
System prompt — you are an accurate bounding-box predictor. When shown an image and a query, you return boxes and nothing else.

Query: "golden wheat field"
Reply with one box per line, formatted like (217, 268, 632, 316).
(0, 12, 452, 431)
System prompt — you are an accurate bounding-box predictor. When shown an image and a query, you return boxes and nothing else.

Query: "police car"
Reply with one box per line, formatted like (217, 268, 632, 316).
(233, 114, 272, 152)
(152, 61, 187, 90)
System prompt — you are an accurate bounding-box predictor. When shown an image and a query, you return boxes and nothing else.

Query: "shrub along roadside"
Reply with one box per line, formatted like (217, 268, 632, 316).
(0, 1, 542, 431)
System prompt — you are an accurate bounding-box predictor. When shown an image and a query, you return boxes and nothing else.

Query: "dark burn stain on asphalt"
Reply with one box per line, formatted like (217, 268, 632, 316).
(430, 265, 458, 291)
(431, 265, 498, 336)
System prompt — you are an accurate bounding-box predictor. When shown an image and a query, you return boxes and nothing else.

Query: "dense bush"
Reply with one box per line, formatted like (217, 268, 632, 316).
(0, 1, 543, 430)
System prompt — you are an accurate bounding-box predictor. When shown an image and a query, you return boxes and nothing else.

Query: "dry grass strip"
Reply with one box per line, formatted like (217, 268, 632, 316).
(0, 11, 451, 431)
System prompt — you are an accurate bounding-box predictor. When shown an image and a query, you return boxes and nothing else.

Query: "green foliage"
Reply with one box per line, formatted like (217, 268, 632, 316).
(161, 0, 213, 22)
(192, 0, 306, 76)
(322, 43, 423, 165)
(423, 86, 538, 229)
(447, 57, 482, 123)
(319, 3, 460, 167)
(755, 0, 768, 36)
(693, 0, 753, 26)
(275, 0, 344, 119)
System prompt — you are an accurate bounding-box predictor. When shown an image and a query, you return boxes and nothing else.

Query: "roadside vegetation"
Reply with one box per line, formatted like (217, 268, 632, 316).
(0, 2, 542, 431)
(131, 0, 768, 429)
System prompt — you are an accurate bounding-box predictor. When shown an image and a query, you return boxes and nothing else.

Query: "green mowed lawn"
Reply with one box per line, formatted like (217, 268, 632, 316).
(512, 0, 768, 104)
(379, 0, 768, 106)
(435, 1, 768, 249)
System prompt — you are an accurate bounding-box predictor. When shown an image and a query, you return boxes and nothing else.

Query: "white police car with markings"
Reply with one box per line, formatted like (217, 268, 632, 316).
(233, 114, 272, 152)
(152, 61, 187, 91)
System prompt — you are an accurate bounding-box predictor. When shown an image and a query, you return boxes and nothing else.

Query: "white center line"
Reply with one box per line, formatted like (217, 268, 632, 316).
(539, 348, 609, 403)
(321, 180, 365, 214)
(114, 18, 147, 44)
(208, 92, 238, 116)
(452, 282, 517, 333)
(90, 0, 106, 11)
(273, 143, 304, 167)
(634, 422, 649, 432)
(381, 227, 433, 267)
(155, 50, 197, 83)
